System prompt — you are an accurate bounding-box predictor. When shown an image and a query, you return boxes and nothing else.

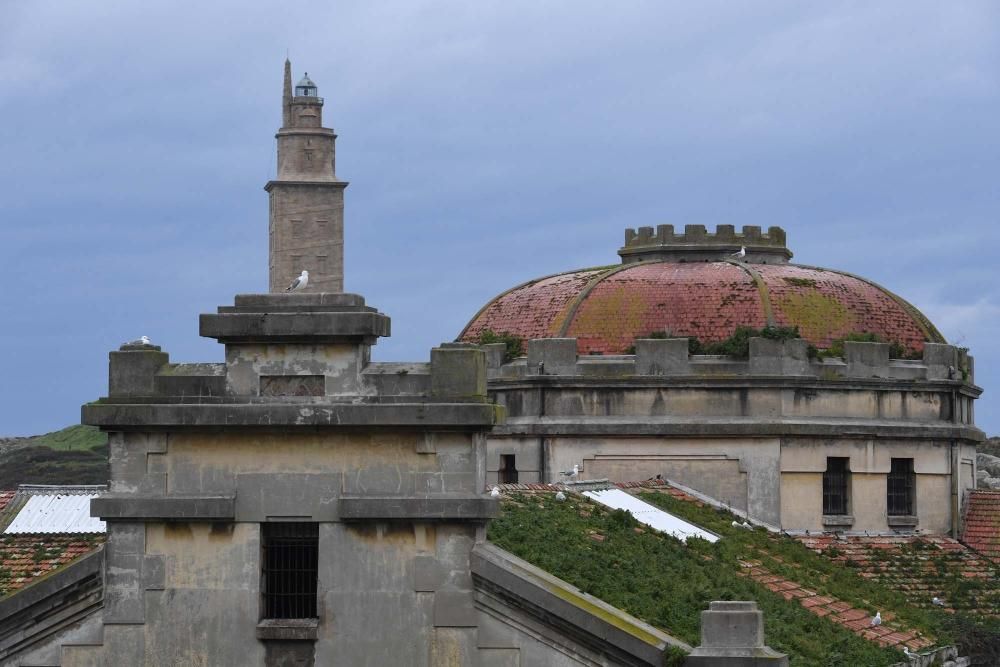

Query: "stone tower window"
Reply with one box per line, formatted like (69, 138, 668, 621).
(261, 522, 319, 619)
(499, 454, 518, 484)
(887, 458, 915, 516)
(822, 457, 850, 515)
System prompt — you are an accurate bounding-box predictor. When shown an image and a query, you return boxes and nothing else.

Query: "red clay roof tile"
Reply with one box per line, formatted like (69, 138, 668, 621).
(459, 260, 941, 354)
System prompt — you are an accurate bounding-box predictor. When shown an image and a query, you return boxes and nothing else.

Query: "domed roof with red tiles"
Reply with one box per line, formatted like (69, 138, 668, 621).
(458, 226, 944, 355)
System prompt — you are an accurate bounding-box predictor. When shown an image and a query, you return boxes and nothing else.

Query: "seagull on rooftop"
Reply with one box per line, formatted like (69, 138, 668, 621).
(559, 464, 580, 480)
(730, 246, 746, 260)
(286, 270, 309, 292)
(870, 611, 881, 627)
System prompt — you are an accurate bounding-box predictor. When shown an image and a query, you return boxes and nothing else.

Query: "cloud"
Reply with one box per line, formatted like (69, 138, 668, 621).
(0, 1, 998, 434)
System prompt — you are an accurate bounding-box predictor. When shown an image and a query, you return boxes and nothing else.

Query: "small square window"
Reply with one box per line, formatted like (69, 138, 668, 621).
(261, 522, 319, 619)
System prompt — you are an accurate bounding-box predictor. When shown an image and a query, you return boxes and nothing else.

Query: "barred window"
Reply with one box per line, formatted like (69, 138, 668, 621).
(261, 522, 318, 619)
(499, 454, 518, 484)
(887, 458, 915, 516)
(823, 457, 850, 515)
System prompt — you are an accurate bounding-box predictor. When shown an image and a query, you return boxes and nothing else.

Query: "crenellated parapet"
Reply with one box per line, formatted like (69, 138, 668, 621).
(618, 224, 792, 264)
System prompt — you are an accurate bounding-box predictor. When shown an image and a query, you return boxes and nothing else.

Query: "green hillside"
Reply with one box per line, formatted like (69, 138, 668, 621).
(0, 425, 108, 490)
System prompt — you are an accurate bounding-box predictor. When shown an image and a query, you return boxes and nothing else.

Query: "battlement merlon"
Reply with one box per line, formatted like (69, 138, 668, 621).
(618, 224, 792, 264)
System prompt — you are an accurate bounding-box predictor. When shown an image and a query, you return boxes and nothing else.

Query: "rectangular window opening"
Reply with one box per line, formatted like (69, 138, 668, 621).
(822, 457, 850, 515)
(261, 522, 319, 619)
(887, 458, 915, 516)
(498, 454, 518, 484)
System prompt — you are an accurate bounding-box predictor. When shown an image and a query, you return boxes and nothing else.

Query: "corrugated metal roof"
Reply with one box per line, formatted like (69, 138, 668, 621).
(583, 489, 718, 543)
(3, 486, 106, 534)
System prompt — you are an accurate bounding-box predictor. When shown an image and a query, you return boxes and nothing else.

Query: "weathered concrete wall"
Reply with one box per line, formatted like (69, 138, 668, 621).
(779, 439, 955, 533)
(486, 336, 983, 533)
(224, 343, 370, 397)
(163, 431, 481, 503)
(555, 437, 775, 521)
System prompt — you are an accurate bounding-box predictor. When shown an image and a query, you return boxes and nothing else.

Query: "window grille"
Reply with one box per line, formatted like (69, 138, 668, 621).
(498, 454, 518, 484)
(822, 457, 850, 515)
(887, 458, 915, 516)
(261, 522, 319, 619)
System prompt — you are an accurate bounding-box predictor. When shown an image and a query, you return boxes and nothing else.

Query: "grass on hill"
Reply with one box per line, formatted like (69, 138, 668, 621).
(31, 425, 107, 452)
(0, 425, 108, 490)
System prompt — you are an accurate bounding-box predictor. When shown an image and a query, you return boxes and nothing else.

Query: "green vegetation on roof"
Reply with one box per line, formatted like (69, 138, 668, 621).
(475, 329, 525, 363)
(488, 490, 1000, 665)
(488, 492, 903, 665)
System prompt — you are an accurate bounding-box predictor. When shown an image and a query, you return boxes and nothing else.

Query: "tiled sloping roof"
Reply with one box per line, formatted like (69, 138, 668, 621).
(459, 260, 941, 355)
(962, 490, 1000, 564)
(797, 534, 1000, 615)
(0, 491, 15, 514)
(737, 560, 934, 651)
(0, 534, 105, 599)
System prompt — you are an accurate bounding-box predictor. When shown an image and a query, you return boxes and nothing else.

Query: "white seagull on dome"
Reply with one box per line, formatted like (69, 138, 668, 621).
(730, 246, 746, 259)
(560, 464, 580, 480)
(286, 270, 309, 292)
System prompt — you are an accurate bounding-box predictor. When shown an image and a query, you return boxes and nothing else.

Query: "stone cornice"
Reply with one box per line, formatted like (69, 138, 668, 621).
(82, 401, 503, 430)
(490, 416, 984, 441)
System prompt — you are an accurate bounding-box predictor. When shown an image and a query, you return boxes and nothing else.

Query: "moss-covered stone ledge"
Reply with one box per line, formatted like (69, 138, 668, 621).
(471, 542, 689, 666)
(82, 401, 504, 430)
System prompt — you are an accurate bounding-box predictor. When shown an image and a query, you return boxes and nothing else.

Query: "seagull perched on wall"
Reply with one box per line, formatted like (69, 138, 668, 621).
(125, 335, 152, 346)
(560, 464, 580, 480)
(286, 270, 309, 292)
(730, 246, 746, 260)
(870, 611, 882, 627)
(490, 486, 501, 498)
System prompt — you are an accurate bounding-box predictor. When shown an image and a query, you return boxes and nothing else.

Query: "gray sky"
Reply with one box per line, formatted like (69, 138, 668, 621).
(1, 1, 997, 436)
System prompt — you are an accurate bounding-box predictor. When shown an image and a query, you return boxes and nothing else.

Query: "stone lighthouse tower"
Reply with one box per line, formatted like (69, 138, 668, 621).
(266, 60, 347, 293)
